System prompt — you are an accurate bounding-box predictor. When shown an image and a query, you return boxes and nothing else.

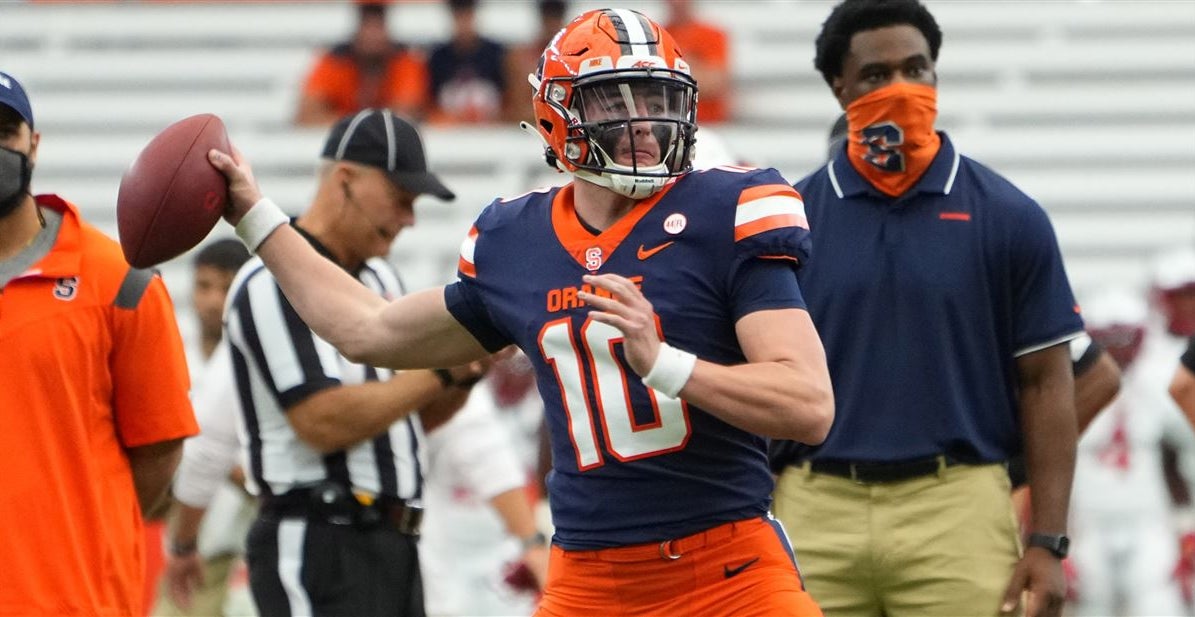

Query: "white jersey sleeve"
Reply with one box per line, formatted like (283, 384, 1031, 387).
(173, 342, 244, 508)
(427, 388, 527, 503)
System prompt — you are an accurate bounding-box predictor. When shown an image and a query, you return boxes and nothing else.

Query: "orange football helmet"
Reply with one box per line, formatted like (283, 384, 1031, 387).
(527, 8, 697, 198)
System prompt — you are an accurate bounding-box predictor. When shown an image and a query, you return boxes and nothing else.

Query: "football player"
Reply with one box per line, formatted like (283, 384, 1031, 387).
(1067, 287, 1194, 616)
(1151, 248, 1195, 428)
(209, 8, 832, 616)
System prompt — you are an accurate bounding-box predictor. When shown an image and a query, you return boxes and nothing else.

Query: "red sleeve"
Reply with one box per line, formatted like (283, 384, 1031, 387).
(388, 52, 430, 115)
(303, 54, 336, 96)
(110, 274, 198, 447)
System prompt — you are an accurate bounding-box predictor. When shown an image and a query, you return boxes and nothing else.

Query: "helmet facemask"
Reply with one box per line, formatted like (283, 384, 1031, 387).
(550, 70, 696, 198)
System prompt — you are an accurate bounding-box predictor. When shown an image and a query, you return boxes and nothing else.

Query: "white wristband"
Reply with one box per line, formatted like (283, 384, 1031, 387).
(642, 342, 697, 398)
(234, 198, 289, 253)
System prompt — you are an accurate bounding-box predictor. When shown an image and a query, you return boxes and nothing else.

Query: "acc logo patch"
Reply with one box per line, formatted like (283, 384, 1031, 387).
(663, 213, 687, 235)
(53, 276, 79, 301)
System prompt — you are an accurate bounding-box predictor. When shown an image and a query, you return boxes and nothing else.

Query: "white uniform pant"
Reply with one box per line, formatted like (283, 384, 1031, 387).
(1069, 510, 1189, 616)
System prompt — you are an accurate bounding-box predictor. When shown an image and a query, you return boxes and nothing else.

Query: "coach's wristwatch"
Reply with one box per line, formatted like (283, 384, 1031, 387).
(1027, 532, 1070, 559)
(520, 531, 548, 551)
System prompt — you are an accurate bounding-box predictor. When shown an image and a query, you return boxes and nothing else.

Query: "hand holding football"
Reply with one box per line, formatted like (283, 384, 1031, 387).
(117, 113, 229, 268)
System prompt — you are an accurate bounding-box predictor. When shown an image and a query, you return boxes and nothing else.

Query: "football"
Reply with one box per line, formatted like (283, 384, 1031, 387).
(117, 113, 230, 268)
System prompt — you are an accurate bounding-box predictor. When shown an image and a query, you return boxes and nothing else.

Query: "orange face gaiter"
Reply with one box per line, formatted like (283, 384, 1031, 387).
(845, 82, 941, 197)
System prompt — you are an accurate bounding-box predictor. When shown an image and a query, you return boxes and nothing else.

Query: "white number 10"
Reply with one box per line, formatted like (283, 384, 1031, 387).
(539, 317, 692, 471)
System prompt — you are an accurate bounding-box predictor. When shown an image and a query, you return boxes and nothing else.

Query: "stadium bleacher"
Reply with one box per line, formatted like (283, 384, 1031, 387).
(3, 0, 1193, 317)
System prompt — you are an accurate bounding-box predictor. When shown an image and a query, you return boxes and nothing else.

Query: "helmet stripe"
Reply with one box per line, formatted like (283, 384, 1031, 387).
(631, 10, 660, 56)
(608, 8, 655, 57)
(603, 9, 634, 55)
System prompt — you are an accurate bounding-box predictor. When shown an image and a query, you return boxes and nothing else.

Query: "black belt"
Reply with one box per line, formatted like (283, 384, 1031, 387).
(259, 483, 423, 536)
(806, 455, 960, 484)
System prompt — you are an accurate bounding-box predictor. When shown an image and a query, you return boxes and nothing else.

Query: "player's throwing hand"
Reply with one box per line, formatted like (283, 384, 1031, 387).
(578, 273, 662, 378)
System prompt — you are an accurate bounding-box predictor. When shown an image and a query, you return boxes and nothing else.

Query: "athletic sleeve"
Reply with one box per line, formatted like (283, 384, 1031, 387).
(110, 272, 198, 448)
(388, 52, 431, 113)
(429, 391, 526, 502)
(173, 343, 243, 508)
(444, 281, 510, 353)
(1070, 333, 1103, 377)
(1009, 201, 1085, 356)
(226, 270, 342, 410)
(444, 221, 513, 352)
(725, 168, 811, 321)
(728, 258, 806, 323)
(729, 168, 812, 269)
(301, 52, 345, 102)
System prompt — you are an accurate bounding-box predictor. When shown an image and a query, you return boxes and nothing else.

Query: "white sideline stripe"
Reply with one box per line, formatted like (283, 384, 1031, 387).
(459, 235, 476, 264)
(277, 519, 313, 616)
(735, 195, 806, 227)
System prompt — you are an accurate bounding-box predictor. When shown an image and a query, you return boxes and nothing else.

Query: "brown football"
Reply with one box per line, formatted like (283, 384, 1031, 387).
(117, 113, 229, 268)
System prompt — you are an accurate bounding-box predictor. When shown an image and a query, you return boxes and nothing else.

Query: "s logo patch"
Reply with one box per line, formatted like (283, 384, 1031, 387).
(862, 122, 905, 172)
(585, 247, 603, 271)
(54, 276, 79, 301)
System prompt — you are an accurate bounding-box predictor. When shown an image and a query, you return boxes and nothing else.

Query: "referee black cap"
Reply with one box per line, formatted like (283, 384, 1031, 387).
(322, 109, 455, 201)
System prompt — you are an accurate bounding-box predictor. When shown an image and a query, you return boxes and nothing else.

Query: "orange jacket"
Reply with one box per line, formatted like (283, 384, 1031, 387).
(0, 196, 197, 616)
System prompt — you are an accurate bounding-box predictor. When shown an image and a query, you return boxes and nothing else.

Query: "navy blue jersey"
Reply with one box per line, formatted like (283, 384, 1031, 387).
(445, 167, 810, 549)
(780, 133, 1083, 466)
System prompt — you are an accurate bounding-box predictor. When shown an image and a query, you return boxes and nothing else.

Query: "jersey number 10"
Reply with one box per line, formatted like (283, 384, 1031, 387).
(540, 318, 692, 470)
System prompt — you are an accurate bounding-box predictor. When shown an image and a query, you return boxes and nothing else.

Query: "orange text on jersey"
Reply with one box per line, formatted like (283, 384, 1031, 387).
(546, 276, 644, 313)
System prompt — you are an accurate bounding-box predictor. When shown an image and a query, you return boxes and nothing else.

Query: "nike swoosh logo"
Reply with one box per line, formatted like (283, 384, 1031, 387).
(637, 241, 675, 260)
(723, 557, 760, 578)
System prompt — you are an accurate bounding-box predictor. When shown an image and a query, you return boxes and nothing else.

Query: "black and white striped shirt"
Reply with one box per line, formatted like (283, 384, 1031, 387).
(224, 232, 423, 502)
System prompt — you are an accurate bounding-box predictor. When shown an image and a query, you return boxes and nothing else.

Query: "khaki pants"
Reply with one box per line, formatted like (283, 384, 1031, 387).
(772, 462, 1022, 617)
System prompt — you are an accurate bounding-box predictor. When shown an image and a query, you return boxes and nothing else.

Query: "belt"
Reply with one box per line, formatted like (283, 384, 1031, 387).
(259, 484, 423, 536)
(559, 517, 762, 563)
(806, 455, 959, 484)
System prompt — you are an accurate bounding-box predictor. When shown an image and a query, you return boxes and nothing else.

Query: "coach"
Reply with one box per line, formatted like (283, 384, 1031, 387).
(224, 109, 483, 617)
(770, 2, 1082, 616)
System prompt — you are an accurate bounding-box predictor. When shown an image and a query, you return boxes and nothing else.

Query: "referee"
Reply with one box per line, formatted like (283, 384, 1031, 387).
(224, 109, 483, 617)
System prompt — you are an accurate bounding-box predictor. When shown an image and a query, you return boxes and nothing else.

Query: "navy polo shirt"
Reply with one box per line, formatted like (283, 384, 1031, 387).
(781, 133, 1083, 465)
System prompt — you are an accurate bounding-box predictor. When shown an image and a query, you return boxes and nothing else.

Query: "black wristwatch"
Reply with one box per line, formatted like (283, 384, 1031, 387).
(1027, 532, 1069, 559)
(520, 531, 548, 551)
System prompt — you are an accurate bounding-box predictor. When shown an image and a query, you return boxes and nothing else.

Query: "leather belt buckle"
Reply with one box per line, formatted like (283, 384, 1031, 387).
(392, 504, 423, 536)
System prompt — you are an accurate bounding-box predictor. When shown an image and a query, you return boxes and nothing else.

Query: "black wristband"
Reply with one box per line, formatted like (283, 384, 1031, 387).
(433, 368, 455, 388)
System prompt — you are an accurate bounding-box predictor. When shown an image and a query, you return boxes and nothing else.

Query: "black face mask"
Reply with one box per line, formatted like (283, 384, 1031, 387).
(0, 145, 32, 218)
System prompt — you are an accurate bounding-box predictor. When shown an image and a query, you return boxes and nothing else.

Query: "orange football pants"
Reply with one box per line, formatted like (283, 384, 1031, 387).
(536, 516, 823, 617)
